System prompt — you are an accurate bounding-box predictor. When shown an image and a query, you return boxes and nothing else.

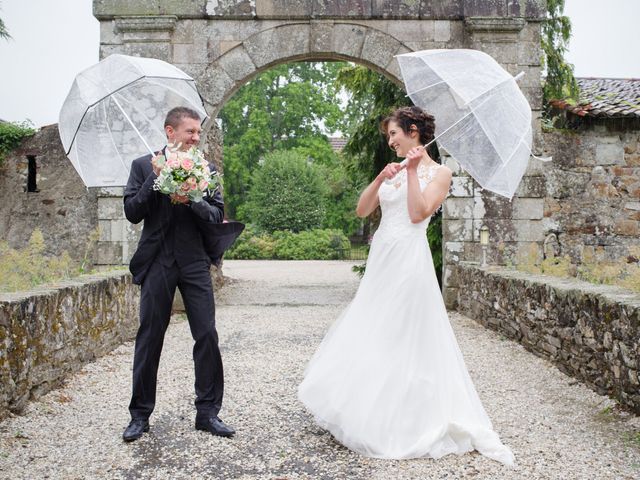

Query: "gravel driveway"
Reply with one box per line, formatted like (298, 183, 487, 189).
(0, 260, 638, 479)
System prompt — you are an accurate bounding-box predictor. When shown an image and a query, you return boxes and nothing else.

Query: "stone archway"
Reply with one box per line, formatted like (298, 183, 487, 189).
(198, 22, 408, 118)
(94, 1, 547, 304)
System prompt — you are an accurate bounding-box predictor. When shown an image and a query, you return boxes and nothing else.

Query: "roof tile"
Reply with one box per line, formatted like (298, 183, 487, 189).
(550, 78, 640, 118)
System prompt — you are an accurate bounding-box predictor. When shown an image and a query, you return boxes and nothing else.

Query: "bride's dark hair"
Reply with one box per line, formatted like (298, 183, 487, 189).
(381, 106, 436, 147)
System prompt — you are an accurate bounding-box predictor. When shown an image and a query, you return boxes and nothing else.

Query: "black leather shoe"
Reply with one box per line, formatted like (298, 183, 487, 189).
(122, 419, 149, 442)
(195, 416, 235, 437)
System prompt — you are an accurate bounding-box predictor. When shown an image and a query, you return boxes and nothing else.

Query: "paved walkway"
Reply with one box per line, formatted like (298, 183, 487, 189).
(0, 260, 638, 479)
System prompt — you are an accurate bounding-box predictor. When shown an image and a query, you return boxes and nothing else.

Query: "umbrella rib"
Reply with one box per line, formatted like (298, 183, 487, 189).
(460, 73, 522, 110)
(71, 141, 85, 182)
(431, 93, 495, 147)
(111, 93, 155, 155)
(64, 76, 198, 155)
(103, 98, 134, 175)
(391, 93, 496, 179)
(405, 79, 447, 97)
(114, 90, 166, 140)
(485, 127, 532, 196)
(144, 77, 209, 120)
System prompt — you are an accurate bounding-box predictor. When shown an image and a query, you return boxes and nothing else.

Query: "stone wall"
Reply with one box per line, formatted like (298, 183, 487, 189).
(443, 125, 640, 308)
(0, 271, 139, 419)
(454, 262, 640, 413)
(0, 125, 98, 264)
(541, 126, 640, 265)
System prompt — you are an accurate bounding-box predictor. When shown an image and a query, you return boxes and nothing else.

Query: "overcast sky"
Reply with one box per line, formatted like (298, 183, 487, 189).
(0, 0, 638, 127)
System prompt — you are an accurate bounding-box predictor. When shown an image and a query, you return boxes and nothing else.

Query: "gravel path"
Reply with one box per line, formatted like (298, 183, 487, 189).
(0, 260, 638, 479)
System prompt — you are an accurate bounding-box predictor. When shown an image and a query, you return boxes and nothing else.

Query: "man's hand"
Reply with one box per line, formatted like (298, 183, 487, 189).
(170, 193, 190, 204)
(151, 155, 163, 176)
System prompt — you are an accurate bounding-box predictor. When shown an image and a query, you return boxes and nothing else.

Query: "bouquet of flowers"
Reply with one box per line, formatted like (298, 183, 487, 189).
(152, 144, 222, 203)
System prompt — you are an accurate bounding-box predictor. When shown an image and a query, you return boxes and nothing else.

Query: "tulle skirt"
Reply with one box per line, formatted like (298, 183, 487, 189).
(298, 230, 514, 465)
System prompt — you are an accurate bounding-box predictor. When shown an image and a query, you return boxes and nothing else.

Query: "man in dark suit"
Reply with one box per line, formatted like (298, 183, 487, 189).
(122, 106, 234, 442)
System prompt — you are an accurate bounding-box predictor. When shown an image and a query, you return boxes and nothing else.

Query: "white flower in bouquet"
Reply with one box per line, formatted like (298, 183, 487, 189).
(153, 143, 222, 203)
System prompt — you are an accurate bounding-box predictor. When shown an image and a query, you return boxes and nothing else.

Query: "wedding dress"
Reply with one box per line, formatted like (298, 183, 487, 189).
(298, 163, 514, 465)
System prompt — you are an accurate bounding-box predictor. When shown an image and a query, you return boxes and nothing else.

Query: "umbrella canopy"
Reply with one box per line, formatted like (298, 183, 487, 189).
(396, 49, 544, 199)
(59, 54, 207, 187)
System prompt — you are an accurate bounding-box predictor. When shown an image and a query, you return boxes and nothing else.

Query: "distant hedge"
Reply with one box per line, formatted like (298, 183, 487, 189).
(225, 226, 350, 260)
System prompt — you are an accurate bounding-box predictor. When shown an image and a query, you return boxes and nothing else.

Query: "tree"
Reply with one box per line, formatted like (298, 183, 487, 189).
(337, 65, 443, 283)
(0, 2, 11, 41)
(243, 150, 328, 233)
(336, 66, 411, 182)
(219, 61, 347, 218)
(542, 0, 579, 106)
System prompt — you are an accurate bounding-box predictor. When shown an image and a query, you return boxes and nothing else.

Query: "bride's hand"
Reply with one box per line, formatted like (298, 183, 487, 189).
(377, 162, 405, 182)
(405, 146, 430, 170)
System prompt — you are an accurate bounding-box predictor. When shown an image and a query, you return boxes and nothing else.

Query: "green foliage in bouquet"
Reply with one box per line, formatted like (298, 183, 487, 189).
(242, 151, 328, 233)
(153, 145, 221, 203)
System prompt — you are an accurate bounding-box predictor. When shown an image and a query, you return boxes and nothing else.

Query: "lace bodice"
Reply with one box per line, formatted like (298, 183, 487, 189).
(375, 163, 442, 240)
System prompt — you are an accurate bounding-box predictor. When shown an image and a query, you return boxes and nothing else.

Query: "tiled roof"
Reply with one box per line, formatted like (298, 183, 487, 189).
(550, 78, 640, 118)
(329, 136, 347, 151)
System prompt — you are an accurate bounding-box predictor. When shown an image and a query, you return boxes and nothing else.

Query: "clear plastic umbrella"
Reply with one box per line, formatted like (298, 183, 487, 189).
(395, 49, 548, 199)
(59, 54, 207, 187)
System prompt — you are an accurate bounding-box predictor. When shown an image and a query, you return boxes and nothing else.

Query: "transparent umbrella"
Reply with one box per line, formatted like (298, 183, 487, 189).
(395, 49, 549, 199)
(59, 54, 207, 187)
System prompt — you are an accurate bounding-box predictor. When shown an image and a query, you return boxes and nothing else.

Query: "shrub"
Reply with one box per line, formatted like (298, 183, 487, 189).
(243, 151, 328, 233)
(273, 229, 350, 260)
(225, 235, 277, 260)
(0, 229, 73, 292)
(225, 227, 350, 260)
(224, 225, 276, 260)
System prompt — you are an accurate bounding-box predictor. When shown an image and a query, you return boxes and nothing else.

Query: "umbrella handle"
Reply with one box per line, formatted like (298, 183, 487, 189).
(111, 94, 156, 156)
(383, 140, 436, 185)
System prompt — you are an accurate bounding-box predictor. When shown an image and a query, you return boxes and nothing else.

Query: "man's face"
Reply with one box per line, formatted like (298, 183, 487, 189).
(165, 116, 201, 151)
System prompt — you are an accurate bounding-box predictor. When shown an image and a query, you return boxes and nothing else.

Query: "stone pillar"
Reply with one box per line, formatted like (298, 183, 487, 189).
(96, 187, 142, 267)
(442, 15, 545, 309)
(99, 15, 177, 60)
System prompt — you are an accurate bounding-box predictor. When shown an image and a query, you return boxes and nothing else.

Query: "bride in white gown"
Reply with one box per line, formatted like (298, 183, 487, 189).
(298, 106, 514, 465)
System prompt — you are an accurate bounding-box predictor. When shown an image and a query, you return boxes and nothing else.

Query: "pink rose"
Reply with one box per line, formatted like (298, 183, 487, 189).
(187, 177, 198, 190)
(180, 181, 191, 192)
(167, 156, 180, 169)
(198, 179, 209, 191)
(181, 158, 194, 171)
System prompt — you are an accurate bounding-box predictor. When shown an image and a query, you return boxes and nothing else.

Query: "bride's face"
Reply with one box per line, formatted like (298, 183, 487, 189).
(386, 120, 419, 158)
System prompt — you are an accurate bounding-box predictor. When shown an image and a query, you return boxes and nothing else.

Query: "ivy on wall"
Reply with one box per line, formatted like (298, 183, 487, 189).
(0, 121, 35, 166)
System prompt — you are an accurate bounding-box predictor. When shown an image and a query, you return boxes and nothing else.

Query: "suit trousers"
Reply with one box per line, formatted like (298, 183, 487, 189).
(128, 258, 224, 420)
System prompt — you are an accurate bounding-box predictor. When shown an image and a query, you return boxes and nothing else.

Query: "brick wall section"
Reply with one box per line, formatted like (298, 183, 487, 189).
(454, 262, 640, 413)
(0, 271, 139, 419)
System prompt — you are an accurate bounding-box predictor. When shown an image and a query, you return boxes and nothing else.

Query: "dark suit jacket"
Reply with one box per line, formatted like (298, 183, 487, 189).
(124, 151, 243, 285)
